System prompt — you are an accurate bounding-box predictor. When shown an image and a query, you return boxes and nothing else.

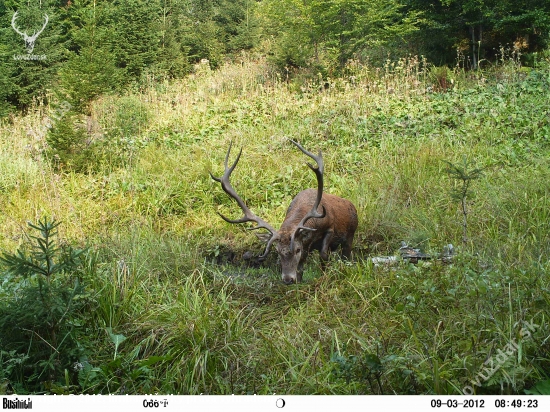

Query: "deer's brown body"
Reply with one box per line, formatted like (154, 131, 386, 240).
(211, 141, 358, 284)
(277, 189, 357, 283)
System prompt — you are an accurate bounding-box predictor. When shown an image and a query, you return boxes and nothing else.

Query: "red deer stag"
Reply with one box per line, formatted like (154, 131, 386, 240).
(211, 140, 358, 284)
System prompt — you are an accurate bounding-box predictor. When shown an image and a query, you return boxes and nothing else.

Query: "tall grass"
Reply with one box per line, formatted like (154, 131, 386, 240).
(0, 55, 549, 394)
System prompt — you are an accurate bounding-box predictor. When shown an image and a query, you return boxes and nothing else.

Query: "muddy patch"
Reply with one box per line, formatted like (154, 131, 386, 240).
(205, 244, 280, 274)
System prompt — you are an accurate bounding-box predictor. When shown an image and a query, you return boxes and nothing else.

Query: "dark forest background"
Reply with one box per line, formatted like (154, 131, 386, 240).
(1, 0, 549, 115)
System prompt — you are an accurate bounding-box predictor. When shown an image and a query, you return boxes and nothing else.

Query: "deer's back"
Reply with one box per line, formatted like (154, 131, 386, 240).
(283, 188, 358, 235)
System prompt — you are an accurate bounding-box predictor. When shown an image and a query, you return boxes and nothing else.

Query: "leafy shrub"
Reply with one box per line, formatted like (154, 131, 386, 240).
(46, 96, 151, 172)
(92, 96, 152, 169)
(331, 351, 384, 394)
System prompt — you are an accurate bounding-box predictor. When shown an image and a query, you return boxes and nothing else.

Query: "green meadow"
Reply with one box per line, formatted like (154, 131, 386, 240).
(1, 56, 549, 394)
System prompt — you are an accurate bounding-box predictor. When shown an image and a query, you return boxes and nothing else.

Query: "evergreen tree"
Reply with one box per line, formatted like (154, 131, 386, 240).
(110, 0, 162, 81)
(215, 0, 260, 52)
(57, 0, 122, 114)
(153, 0, 191, 79)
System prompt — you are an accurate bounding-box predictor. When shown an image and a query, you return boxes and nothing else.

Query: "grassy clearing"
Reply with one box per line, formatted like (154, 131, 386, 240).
(0, 56, 549, 394)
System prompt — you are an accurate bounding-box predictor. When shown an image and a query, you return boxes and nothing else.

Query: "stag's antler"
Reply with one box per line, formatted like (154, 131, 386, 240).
(210, 142, 279, 259)
(11, 11, 49, 54)
(289, 140, 326, 252)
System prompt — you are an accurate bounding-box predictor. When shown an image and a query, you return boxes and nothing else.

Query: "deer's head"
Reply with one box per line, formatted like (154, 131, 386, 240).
(211, 141, 325, 284)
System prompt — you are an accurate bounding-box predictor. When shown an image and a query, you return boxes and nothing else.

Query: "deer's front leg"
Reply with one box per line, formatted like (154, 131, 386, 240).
(319, 229, 334, 269)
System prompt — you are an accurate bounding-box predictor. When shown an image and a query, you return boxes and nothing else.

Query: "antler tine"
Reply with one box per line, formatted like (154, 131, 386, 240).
(11, 12, 25, 37)
(290, 140, 324, 174)
(11, 12, 49, 37)
(290, 140, 325, 217)
(258, 234, 279, 261)
(210, 141, 240, 184)
(211, 143, 279, 257)
(35, 14, 49, 37)
(289, 140, 327, 251)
